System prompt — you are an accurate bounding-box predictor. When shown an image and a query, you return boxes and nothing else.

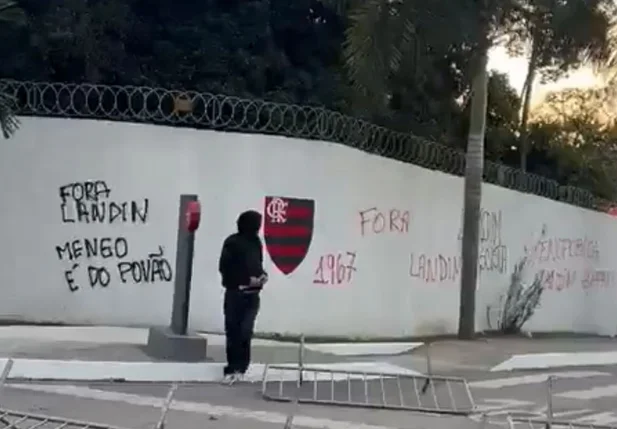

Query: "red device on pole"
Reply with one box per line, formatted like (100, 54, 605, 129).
(185, 200, 201, 232)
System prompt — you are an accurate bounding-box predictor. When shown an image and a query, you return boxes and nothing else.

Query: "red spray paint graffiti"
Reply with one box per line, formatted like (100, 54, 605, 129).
(313, 251, 357, 286)
(359, 208, 410, 236)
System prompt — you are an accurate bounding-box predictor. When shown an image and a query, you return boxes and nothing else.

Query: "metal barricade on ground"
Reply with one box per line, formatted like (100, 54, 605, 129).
(506, 376, 617, 429)
(262, 364, 476, 414)
(262, 338, 476, 416)
(0, 409, 134, 429)
(0, 359, 177, 429)
(508, 417, 617, 429)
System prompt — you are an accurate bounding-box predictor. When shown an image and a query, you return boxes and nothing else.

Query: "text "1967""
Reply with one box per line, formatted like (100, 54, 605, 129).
(313, 252, 357, 286)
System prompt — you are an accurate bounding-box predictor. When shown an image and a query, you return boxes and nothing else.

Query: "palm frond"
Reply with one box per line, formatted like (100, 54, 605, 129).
(0, 92, 20, 139)
(603, 15, 617, 80)
(0, 0, 25, 25)
(342, 0, 421, 104)
(318, 0, 356, 16)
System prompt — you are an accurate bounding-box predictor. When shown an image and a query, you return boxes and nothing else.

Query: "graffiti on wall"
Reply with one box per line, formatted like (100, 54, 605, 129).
(410, 208, 508, 285)
(525, 229, 617, 292)
(459, 209, 508, 274)
(359, 207, 410, 236)
(316, 206, 411, 287)
(409, 254, 460, 284)
(55, 181, 173, 292)
(59, 181, 148, 224)
(313, 251, 357, 286)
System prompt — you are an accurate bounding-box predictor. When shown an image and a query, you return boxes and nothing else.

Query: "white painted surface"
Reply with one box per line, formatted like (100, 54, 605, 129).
(0, 326, 288, 348)
(3, 117, 617, 338)
(8, 383, 401, 429)
(0, 358, 419, 382)
(573, 412, 617, 426)
(473, 398, 535, 414)
(0, 326, 418, 355)
(303, 342, 423, 356)
(491, 352, 617, 372)
(0, 326, 148, 344)
(557, 384, 617, 400)
(469, 371, 611, 388)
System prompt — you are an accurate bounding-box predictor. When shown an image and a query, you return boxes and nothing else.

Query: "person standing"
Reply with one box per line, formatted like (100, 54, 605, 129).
(218, 210, 268, 384)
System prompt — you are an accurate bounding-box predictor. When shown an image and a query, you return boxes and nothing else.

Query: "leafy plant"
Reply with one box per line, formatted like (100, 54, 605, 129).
(499, 255, 543, 334)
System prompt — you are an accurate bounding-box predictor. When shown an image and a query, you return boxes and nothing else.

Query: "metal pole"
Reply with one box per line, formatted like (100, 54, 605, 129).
(285, 334, 305, 429)
(0, 359, 13, 389)
(0, 359, 15, 428)
(477, 413, 488, 429)
(154, 384, 178, 429)
(545, 376, 554, 429)
(298, 334, 305, 386)
(421, 343, 432, 393)
(170, 194, 198, 335)
(506, 416, 516, 429)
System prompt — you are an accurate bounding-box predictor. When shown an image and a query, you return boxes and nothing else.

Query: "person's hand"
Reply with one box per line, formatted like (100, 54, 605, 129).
(249, 276, 261, 287)
(259, 272, 269, 285)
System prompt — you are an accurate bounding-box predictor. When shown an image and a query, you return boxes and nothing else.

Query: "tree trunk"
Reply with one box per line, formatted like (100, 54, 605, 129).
(458, 49, 489, 340)
(519, 33, 539, 172)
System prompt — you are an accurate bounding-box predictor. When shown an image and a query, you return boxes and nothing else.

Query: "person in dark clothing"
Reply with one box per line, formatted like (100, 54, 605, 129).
(218, 210, 268, 384)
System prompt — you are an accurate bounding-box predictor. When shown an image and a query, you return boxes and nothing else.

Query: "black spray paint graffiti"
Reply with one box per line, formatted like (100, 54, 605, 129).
(458, 209, 508, 274)
(59, 181, 149, 224)
(55, 180, 173, 292)
(118, 246, 173, 284)
(56, 238, 173, 292)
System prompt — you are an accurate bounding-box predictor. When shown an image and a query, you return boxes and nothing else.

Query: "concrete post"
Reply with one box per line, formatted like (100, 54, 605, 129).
(145, 194, 207, 361)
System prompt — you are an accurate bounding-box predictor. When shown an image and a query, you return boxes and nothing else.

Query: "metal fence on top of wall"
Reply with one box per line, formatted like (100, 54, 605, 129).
(0, 79, 612, 212)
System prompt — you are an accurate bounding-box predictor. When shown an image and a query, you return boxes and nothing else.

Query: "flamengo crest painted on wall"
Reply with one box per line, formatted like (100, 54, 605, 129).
(263, 196, 315, 275)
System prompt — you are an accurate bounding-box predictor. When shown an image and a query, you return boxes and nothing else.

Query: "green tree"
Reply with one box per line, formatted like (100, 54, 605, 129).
(457, 71, 521, 161)
(0, 0, 349, 109)
(30, 0, 131, 83)
(530, 84, 617, 199)
(504, 0, 613, 171)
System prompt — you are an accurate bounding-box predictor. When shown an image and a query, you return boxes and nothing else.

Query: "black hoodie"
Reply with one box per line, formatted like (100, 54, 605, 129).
(218, 210, 265, 290)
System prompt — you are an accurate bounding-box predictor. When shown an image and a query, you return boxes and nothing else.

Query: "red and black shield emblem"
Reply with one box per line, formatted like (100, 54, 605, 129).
(263, 196, 315, 275)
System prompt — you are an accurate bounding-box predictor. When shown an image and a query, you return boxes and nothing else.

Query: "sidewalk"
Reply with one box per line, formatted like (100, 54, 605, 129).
(2, 327, 617, 429)
(1, 326, 617, 381)
(397, 335, 617, 373)
(0, 326, 425, 382)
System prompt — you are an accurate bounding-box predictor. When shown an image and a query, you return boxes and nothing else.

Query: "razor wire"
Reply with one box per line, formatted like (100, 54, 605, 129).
(0, 78, 613, 212)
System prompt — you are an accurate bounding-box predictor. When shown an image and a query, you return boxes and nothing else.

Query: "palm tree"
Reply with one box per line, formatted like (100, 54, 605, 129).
(321, 0, 503, 338)
(0, 0, 25, 139)
(599, 11, 617, 82)
(322, 0, 611, 338)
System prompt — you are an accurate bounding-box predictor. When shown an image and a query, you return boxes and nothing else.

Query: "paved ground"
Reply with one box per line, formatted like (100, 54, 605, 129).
(0, 381, 481, 429)
(2, 331, 617, 428)
(5, 370, 617, 429)
(3, 368, 617, 429)
(6, 334, 617, 370)
(469, 365, 617, 424)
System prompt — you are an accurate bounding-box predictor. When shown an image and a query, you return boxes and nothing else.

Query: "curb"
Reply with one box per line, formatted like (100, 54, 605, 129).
(0, 358, 421, 382)
(303, 342, 423, 356)
(0, 327, 423, 356)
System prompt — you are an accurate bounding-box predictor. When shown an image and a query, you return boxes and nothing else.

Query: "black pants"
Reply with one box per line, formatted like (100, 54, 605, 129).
(223, 289, 260, 375)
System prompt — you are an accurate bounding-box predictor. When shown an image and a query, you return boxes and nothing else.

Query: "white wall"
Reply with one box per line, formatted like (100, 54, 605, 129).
(1, 117, 616, 338)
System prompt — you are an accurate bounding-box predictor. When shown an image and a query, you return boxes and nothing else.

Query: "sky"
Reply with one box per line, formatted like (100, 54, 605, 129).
(487, 46, 600, 106)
